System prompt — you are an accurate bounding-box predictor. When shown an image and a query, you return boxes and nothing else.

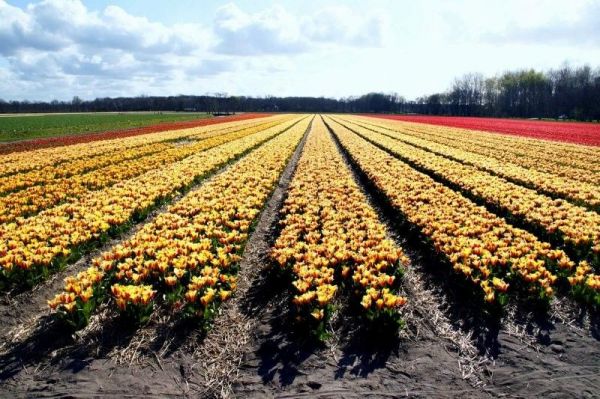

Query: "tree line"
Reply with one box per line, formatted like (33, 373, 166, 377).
(413, 65, 600, 120)
(0, 93, 407, 115)
(1, 64, 598, 120)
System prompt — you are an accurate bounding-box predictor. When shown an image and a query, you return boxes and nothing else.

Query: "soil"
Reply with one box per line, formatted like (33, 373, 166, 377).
(0, 117, 599, 398)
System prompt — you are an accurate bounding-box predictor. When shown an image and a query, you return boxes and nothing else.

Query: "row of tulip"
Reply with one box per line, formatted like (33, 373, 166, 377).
(356, 115, 600, 163)
(569, 261, 600, 305)
(349, 117, 599, 184)
(0, 115, 276, 177)
(0, 116, 306, 288)
(48, 116, 311, 327)
(325, 116, 580, 305)
(356, 116, 600, 169)
(333, 117, 600, 267)
(272, 116, 408, 328)
(0, 117, 282, 195)
(339, 117, 599, 211)
(0, 118, 290, 224)
(0, 141, 171, 195)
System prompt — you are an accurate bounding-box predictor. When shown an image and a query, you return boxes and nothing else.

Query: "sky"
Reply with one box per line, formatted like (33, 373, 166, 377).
(1, 0, 599, 101)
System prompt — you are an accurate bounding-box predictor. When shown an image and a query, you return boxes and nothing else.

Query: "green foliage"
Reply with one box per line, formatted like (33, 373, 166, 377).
(117, 300, 155, 325)
(57, 284, 107, 330)
(0, 112, 210, 142)
(572, 284, 600, 308)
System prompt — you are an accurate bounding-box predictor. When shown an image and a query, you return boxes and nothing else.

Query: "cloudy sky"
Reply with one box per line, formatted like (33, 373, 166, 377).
(1, 0, 599, 101)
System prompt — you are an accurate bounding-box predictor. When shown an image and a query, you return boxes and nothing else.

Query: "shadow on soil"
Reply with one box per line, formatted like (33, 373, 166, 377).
(239, 267, 318, 387)
(334, 320, 401, 379)
(0, 307, 208, 383)
(239, 260, 406, 387)
(0, 315, 74, 380)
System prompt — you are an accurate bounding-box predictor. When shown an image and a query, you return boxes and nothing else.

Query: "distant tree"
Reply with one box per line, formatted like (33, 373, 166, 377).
(1, 64, 598, 120)
(70, 96, 83, 112)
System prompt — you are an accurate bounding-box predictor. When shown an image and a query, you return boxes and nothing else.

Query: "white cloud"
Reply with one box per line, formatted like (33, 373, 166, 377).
(0, 0, 599, 101)
(212, 3, 388, 55)
(303, 6, 388, 47)
(0, 0, 229, 100)
(475, 0, 600, 46)
(0, 0, 66, 54)
(213, 4, 306, 55)
(0, 0, 212, 56)
(0, 0, 390, 100)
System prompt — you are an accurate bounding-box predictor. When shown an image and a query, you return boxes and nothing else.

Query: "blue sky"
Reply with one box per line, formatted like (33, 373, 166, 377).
(1, 0, 599, 101)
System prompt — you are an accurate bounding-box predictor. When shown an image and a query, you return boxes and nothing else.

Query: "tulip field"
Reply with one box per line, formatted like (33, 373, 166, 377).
(1, 113, 599, 397)
(368, 114, 600, 146)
